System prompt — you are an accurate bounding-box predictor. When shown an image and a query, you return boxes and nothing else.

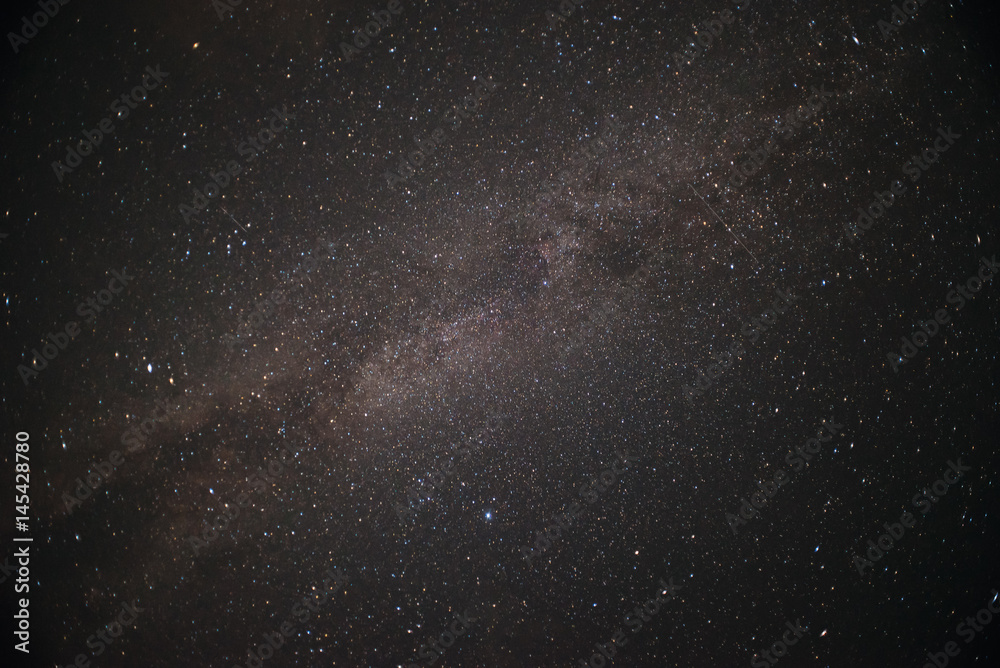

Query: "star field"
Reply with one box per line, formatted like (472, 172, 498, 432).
(1, 0, 999, 666)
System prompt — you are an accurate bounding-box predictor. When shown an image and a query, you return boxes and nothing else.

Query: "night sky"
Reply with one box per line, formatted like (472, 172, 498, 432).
(2, 0, 1000, 666)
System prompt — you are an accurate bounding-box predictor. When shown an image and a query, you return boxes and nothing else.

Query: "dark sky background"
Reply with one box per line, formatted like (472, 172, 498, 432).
(1, 0, 999, 666)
